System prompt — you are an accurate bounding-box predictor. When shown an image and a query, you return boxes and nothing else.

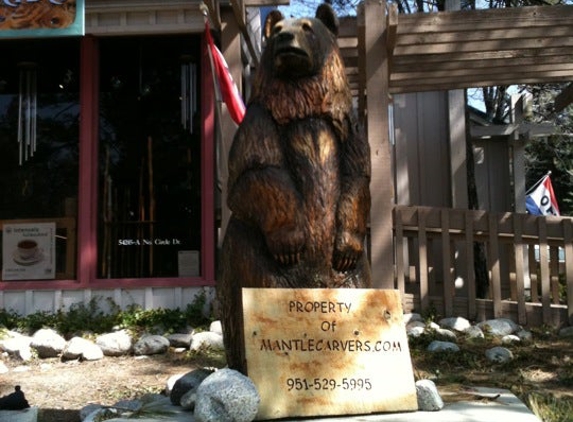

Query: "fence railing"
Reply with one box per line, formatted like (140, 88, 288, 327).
(393, 205, 573, 327)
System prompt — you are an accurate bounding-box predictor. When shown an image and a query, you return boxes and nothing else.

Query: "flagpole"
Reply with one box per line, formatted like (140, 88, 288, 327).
(201, 2, 231, 247)
(525, 170, 552, 195)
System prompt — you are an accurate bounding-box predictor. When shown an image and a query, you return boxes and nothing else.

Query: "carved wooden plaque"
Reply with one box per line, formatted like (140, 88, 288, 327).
(242, 288, 418, 420)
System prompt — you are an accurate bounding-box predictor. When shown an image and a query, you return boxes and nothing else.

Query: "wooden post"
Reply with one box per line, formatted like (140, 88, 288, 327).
(512, 95, 526, 213)
(441, 209, 453, 316)
(489, 214, 502, 318)
(364, 0, 394, 289)
(563, 218, 573, 325)
(513, 214, 527, 325)
(446, 0, 468, 209)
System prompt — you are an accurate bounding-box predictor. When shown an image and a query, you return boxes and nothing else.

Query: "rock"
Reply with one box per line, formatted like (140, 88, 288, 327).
(180, 388, 197, 410)
(133, 335, 170, 356)
(0, 362, 9, 374)
(559, 326, 573, 337)
(62, 337, 103, 361)
(427, 341, 460, 353)
(166, 333, 193, 348)
(0, 331, 32, 356)
(165, 374, 184, 397)
(464, 326, 485, 340)
(477, 318, 520, 336)
(170, 368, 214, 406)
(407, 320, 426, 330)
(403, 313, 423, 325)
(516, 329, 533, 342)
(439, 317, 471, 332)
(83, 407, 119, 422)
(195, 368, 260, 422)
(96, 330, 133, 356)
(501, 335, 520, 345)
(30, 329, 66, 358)
(407, 326, 425, 338)
(415, 379, 444, 411)
(435, 328, 457, 342)
(485, 346, 514, 363)
(79, 404, 103, 421)
(190, 332, 224, 351)
(426, 321, 440, 331)
(82, 344, 104, 361)
(209, 320, 223, 335)
(113, 398, 143, 412)
(15, 347, 32, 362)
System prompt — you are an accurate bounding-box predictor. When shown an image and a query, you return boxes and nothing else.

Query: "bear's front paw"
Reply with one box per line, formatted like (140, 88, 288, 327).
(266, 227, 305, 266)
(333, 232, 363, 272)
(333, 249, 360, 272)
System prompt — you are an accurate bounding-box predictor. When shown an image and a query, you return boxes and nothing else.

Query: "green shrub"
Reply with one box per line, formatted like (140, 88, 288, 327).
(0, 291, 212, 337)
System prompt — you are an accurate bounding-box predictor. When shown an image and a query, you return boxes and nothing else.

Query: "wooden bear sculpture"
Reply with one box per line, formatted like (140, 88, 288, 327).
(219, 3, 372, 373)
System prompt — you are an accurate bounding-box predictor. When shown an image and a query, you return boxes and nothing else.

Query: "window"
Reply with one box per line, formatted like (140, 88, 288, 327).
(0, 38, 79, 280)
(97, 35, 202, 279)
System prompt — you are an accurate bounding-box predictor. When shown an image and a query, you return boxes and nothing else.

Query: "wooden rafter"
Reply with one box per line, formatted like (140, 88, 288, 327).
(387, 5, 573, 94)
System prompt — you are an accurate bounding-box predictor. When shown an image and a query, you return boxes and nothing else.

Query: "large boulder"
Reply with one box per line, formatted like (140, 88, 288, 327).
(30, 329, 66, 358)
(96, 330, 133, 356)
(194, 369, 260, 422)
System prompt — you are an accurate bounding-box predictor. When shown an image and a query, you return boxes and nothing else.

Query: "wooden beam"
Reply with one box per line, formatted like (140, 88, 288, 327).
(397, 5, 573, 34)
(243, 0, 289, 5)
(470, 122, 556, 139)
(364, 0, 394, 289)
(228, 0, 260, 67)
(555, 83, 573, 113)
(386, 3, 398, 54)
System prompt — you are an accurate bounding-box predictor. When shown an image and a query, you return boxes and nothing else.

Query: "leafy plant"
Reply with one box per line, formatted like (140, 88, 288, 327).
(0, 291, 212, 337)
(527, 392, 573, 422)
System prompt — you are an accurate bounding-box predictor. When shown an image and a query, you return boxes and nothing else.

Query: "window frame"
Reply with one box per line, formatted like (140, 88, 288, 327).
(0, 34, 216, 290)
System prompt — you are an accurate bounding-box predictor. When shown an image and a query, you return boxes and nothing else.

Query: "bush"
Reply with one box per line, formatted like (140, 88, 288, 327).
(0, 291, 212, 337)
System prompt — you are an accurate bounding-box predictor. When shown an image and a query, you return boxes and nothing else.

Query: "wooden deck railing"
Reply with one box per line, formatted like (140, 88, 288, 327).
(393, 205, 573, 327)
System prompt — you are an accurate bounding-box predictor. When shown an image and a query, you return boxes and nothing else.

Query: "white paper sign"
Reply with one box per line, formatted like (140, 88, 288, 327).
(2, 222, 56, 280)
(178, 250, 200, 277)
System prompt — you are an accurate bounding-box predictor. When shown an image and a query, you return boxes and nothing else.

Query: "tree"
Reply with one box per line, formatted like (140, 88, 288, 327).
(522, 83, 573, 215)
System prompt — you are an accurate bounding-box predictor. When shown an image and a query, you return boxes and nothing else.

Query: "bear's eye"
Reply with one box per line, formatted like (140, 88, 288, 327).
(271, 24, 283, 36)
(301, 21, 313, 33)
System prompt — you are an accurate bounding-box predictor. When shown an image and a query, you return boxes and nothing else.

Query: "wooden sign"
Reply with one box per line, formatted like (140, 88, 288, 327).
(242, 288, 418, 420)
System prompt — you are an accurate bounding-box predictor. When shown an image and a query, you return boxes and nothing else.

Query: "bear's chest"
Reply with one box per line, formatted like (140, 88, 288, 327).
(281, 118, 340, 176)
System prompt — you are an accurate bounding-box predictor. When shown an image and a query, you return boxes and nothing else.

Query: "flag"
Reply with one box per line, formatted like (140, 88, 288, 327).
(526, 173, 560, 216)
(204, 20, 246, 125)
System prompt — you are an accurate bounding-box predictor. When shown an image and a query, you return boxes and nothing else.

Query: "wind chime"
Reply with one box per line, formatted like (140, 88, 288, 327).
(17, 62, 38, 166)
(180, 55, 197, 133)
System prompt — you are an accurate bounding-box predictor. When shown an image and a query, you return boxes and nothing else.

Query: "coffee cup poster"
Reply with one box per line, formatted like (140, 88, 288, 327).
(2, 222, 55, 280)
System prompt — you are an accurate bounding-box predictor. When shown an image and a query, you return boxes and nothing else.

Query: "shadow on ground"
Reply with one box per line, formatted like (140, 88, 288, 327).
(39, 408, 80, 422)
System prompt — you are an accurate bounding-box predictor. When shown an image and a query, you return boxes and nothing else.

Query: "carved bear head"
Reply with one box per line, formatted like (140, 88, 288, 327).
(251, 3, 350, 124)
(262, 4, 340, 79)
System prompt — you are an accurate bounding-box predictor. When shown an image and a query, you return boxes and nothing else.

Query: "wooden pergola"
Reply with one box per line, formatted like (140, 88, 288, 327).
(219, 1, 573, 304)
(357, 1, 573, 290)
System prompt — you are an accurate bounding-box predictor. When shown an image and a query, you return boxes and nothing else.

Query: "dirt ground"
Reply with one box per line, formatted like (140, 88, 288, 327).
(0, 352, 216, 422)
(1, 334, 572, 422)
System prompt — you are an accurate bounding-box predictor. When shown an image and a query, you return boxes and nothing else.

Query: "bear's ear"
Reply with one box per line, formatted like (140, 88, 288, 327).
(315, 3, 339, 37)
(264, 10, 284, 39)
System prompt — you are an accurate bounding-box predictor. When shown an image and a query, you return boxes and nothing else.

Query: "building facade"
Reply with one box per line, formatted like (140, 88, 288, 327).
(0, 0, 219, 315)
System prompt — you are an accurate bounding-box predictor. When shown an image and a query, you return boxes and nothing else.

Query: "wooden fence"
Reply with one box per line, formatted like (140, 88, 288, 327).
(393, 205, 573, 327)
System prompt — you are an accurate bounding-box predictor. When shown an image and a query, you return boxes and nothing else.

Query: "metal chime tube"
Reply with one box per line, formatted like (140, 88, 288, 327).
(180, 58, 196, 133)
(17, 69, 23, 166)
(17, 63, 37, 166)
